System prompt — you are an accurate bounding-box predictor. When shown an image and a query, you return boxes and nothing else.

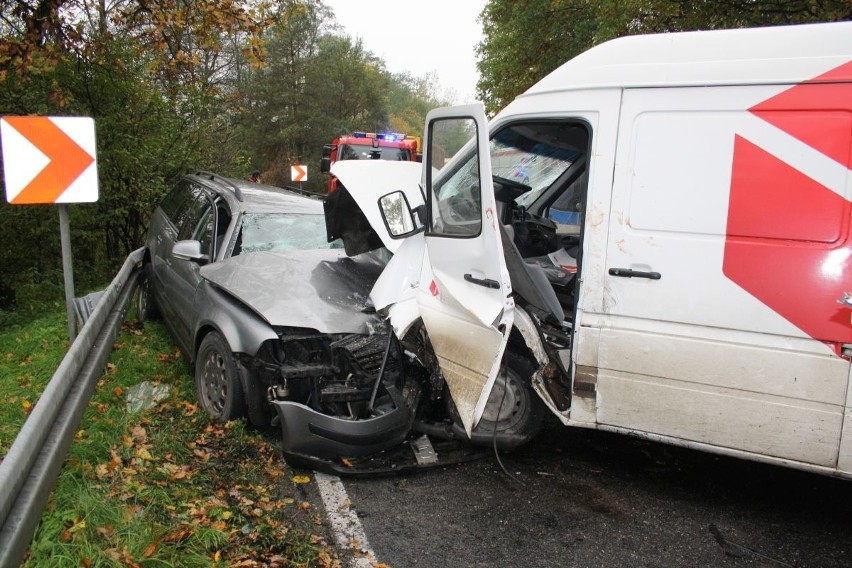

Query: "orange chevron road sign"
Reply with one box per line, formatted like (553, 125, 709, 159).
(291, 164, 307, 182)
(1, 116, 98, 204)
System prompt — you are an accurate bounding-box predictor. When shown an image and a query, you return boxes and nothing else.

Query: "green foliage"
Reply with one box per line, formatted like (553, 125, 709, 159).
(0, 310, 68, 456)
(476, 0, 852, 114)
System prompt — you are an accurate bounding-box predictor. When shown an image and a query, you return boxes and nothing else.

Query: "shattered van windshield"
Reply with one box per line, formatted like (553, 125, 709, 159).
(491, 125, 584, 209)
(236, 213, 343, 255)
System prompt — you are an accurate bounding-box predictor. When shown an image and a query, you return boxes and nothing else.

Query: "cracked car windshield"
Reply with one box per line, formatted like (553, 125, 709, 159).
(236, 213, 342, 255)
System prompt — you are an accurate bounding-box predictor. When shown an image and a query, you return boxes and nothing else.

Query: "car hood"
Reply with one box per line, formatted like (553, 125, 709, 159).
(199, 249, 386, 334)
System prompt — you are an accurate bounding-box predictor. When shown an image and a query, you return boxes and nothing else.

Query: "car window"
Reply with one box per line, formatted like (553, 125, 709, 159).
(160, 179, 191, 220)
(213, 200, 232, 260)
(233, 213, 343, 256)
(177, 187, 211, 242)
(171, 185, 203, 234)
(193, 207, 214, 258)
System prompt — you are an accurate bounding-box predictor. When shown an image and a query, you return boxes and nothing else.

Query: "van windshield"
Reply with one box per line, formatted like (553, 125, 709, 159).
(494, 127, 584, 210)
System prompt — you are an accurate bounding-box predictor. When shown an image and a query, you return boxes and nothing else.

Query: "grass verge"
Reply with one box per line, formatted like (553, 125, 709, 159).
(1, 309, 342, 567)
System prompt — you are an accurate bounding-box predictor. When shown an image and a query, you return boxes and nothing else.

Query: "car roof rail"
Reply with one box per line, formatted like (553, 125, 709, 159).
(281, 184, 325, 199)
(194, 170, 244, 202)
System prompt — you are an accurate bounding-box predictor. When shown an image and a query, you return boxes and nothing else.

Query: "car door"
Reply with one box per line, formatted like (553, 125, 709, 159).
(167, 187, 215, 351)
(416, 103, 513, 436)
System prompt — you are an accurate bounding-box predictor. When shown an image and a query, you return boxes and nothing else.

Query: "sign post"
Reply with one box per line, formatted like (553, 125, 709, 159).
(0, 116, 98, 342)
(58, 205, 76, 341)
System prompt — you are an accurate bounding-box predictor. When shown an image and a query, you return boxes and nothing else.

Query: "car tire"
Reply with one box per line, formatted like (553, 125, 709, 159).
(196, 332, 245, 423)
(136, 264, 159, 323)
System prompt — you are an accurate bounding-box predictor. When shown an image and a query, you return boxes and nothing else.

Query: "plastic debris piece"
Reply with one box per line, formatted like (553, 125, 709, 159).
(125, 381, 170, 413)
(410, 434, 438, 466)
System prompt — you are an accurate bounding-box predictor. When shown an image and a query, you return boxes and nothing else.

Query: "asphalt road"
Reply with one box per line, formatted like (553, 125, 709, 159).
(327, 417, 852, 568)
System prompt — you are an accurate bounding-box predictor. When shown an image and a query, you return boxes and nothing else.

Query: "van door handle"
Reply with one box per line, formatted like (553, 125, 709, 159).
(464, 274, 501, 289)
(608, 268, 661, 280)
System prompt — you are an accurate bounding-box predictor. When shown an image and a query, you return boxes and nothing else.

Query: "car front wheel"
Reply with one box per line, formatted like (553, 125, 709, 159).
(196, 332, 245, 422)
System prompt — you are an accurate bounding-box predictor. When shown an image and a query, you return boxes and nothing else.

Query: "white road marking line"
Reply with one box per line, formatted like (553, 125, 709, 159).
(315, 472, 378, 568)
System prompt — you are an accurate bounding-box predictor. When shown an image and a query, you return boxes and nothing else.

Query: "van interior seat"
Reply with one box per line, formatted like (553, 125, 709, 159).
(500, 223, 565, 324)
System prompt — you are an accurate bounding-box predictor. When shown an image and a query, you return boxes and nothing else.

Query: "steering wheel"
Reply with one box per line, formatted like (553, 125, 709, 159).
(492, 175, 531, 202)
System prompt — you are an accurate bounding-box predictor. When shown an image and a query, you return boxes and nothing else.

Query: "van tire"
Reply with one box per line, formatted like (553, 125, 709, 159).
(196, 332, 245, 423)
(448, 352, 544, 450)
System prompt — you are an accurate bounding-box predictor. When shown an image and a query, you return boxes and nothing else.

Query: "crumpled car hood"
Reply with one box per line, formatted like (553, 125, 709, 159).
(199, 249, 386, 334)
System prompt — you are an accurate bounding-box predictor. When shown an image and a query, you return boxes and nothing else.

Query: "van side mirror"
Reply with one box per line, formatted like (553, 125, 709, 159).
(172, 240, 209, 265)
(379, 191, 421, 238)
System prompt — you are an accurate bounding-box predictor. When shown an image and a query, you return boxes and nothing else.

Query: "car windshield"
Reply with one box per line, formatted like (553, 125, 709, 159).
(236, 213, 342, 255)
(339, 143, 410, 161)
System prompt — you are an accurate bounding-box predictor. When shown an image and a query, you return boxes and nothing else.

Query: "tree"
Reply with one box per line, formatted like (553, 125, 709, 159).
(476, 0, 852, 114)
(235, 2, 447, 192)
(0, 0, 272, 310)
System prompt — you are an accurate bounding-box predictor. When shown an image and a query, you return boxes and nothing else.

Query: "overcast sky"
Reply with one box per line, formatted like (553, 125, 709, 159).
(322, 0, 488, 104)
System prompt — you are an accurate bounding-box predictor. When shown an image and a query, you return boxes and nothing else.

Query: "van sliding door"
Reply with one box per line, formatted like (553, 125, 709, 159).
(599, 85, 851, 468)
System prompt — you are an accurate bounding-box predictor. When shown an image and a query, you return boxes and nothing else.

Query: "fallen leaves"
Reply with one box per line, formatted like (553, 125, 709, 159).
(193, 448, 211, 461)
(60, 516, 87, 541)
(131, 425, 147, 444)
(142, 543, 157, 558)
(37, 353, 338, 568)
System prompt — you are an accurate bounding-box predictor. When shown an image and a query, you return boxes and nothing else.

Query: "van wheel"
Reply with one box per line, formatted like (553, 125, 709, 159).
(447, 353, 544, 449)
(136, 265, 159, 323)
(196, 332, 245, 423)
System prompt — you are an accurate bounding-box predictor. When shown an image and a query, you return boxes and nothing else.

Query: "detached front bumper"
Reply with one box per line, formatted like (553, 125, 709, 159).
(272, 389, 414, 463)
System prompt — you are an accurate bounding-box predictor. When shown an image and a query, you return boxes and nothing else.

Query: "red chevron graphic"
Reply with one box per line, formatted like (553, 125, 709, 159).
(724, 61, 852, 345)
(750, 61, 852, 169)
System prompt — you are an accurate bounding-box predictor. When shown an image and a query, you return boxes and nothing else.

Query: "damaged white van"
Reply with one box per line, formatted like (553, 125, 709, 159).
(288, 21, 852, 479)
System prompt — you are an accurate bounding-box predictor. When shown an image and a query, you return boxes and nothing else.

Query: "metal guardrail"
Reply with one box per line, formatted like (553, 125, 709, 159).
(0, 248, 144, 568)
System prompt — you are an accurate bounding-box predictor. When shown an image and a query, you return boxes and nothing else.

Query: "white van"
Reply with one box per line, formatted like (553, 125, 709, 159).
(331, 21, 852, 479)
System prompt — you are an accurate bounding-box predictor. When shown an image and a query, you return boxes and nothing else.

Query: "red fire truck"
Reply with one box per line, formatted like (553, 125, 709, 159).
(320, 132, 420, 192)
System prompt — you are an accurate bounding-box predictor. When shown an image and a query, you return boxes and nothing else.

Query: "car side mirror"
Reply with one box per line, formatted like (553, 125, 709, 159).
(379, 191, 421, 238)
(172, 240, 209, 265)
